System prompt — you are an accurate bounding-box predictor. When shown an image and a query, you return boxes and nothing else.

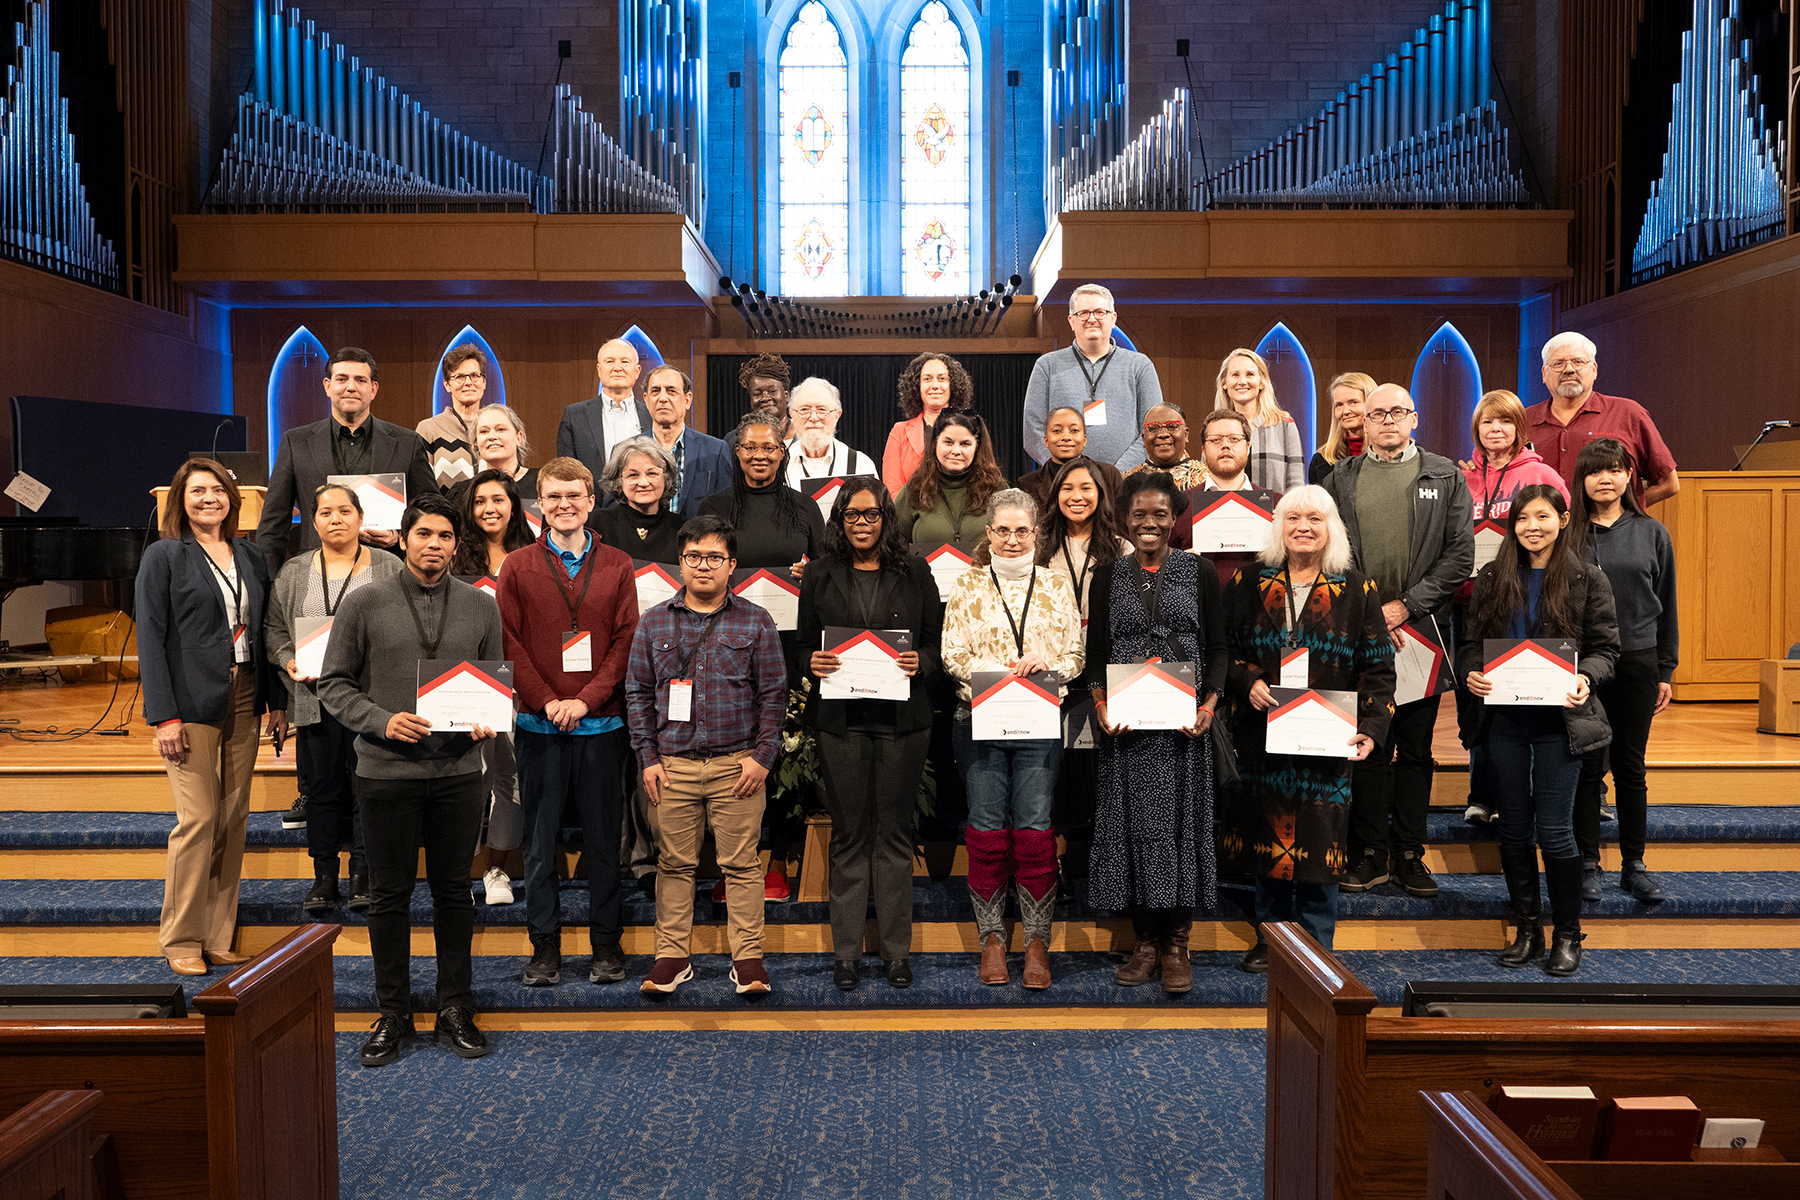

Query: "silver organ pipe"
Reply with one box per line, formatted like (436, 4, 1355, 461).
(0, 2, 118, 289)
(1630, 0, 1786, 282)
(1057, 89, 1192, 212)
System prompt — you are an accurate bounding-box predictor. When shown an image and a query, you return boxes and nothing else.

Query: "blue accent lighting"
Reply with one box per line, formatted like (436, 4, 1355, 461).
(431, 325, 508, 415)
(265, 324, 329, 466)
(1109, 326, 1136, 352)
(1409, 320, 1483, 461)
(617, 324, 665, 369)
(1254, 321, 1318, 458)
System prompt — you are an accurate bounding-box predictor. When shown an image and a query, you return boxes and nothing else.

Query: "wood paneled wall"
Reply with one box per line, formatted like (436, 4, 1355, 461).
(1558, 0, 1642, 307)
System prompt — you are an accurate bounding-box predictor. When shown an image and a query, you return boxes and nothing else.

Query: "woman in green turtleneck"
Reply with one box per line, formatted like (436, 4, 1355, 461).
(894, 411, 1010, 548)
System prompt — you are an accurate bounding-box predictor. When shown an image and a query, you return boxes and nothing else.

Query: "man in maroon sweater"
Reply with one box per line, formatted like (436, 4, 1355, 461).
(497, 457, 639, 987)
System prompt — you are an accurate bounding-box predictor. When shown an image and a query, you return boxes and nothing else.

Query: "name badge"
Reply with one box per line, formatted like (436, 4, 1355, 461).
(668, 679, 693, 723)
(1279, 648, 1309, 689)
(562, 630, 592, 672)
(233, 625, 248, 650)
(1084, 397, 1107, 427)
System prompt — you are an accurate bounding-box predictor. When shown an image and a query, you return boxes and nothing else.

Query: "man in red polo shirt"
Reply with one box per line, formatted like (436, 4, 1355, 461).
(1525, 332, 1679, 506)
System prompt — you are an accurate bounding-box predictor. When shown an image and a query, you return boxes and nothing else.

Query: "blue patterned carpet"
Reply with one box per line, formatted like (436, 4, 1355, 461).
(334, 1028, 1267, 1200)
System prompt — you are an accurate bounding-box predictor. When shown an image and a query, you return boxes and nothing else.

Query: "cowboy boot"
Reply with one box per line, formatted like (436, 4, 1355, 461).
(970, 887, 1010, 985)
(1017, 883, 1055, 990)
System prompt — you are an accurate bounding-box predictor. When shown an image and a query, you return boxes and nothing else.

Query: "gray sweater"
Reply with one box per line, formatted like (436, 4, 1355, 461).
(1022, 345, 1164, 472)
(317, 570, 504, 779)
(263, 550, 402, 727)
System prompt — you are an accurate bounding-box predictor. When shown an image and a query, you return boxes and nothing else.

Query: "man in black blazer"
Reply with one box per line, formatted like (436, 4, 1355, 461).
(256, 347, 438, 574)
(640, 365, 731, 516)
(556, 339, 652, 505)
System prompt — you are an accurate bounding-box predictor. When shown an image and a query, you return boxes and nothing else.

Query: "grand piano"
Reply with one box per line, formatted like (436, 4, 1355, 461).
(0, 518, 147, 653)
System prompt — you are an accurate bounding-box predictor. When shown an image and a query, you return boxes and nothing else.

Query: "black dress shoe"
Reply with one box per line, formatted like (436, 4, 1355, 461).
(1238, 942, 1270, 974)
(833, 960, 860, 991)
(303, 875, 339, 913)
(886, 958, 913, 989)
(360, 1013, 415, 1067)
(435, 1006, 490, 1058)
(347, 874, 371, 912)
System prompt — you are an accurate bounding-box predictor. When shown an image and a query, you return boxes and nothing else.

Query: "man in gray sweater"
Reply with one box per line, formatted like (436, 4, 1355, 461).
(1022, 284, 1165, 473)
(319, 491, 504, 1068)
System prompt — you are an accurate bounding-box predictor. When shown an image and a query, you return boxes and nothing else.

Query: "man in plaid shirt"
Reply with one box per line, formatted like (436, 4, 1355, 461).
(625, 514, 787, 996)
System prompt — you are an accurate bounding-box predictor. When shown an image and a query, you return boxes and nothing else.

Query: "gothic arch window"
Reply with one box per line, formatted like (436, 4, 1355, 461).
(266, 325, 329, 465)
(1254, 322, 1319, 457)
(899, 1, 970, 296)
(1410, 321, 1483, 460)
(777, 1, 851, 296)
(431, 325, 508, 415)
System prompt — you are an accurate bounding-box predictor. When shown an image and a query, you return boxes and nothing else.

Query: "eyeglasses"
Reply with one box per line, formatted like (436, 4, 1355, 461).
(1143, 421, 1185, 434)
(1364, 407, 1416, 424)
(680, 552, 729, 568)
(738, 443, 783, 456)
(1203, 435, 1248, 448)
(446, 371, 484, 385)
(1546, 357, 1593, 371)
(790, 405, 836, 418)
(843, 508, 883, 526)
(990, 526, 1035, 542)
(1071, 309, 1114, 322)
(540, 490, 590, 507)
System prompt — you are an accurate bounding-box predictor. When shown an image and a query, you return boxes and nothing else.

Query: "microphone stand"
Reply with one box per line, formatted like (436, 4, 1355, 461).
(1730, 420, 1794, 472)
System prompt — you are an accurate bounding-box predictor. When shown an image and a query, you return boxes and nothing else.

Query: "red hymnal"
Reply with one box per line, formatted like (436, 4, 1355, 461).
(1601, 1095, 1702, 1161)
(1493, 1086, 1599, 1160)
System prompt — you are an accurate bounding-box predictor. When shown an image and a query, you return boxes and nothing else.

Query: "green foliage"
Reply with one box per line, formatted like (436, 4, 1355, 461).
(769, 678, 940, 821)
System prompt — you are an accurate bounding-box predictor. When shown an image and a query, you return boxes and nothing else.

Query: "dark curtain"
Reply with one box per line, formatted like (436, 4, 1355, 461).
(705, 353, 1041, 482)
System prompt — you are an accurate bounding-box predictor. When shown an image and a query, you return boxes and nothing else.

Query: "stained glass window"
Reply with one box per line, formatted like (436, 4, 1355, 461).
(900, 2, 971, 296)
(778, 2, 850, 296)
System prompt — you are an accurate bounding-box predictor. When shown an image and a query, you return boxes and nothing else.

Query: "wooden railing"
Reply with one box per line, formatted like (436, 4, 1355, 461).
(0, 1089, 104, 1200)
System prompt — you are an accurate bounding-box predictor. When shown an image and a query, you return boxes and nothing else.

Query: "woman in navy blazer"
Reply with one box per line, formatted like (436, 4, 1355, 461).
(137, 458, 286, 977)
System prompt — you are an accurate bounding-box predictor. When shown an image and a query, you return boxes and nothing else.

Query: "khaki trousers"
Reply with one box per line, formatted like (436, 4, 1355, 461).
(159, 666, 258, 957)
(653, 754, 766, 961)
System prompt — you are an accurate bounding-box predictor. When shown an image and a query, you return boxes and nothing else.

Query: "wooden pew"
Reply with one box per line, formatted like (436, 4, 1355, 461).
(0, 924, 339, 1200)
(1264, 922, 1800, 1200)
(0, 1090, 104, 1200)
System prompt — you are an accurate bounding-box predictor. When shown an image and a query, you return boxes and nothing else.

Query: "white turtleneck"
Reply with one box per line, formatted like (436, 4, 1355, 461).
(989, 548, 1037, 580)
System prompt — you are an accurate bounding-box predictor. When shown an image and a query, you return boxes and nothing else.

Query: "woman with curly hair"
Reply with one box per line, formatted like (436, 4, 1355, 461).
(739, 352, 793, 439)
(894, 411, 1009, 549)
(882, 351, 975, 495)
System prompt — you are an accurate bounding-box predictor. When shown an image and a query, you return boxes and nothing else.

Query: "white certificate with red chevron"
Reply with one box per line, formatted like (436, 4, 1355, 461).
(1483, 638, 1579, 706)
(326, 472, 406, 531)
(731, 568, 801, 631)
(1393, 614, 1455, 706)
(808, 477, 846, 519)
(1104, 661, 1197, 731)
(1471, 519, 1508, 575)
(913, 542, 974, 598)
(416, 660, 514, 734)
(1189, 489, 1276, 554)
(631, 560, 680, 615)
(292, 617, 332, 679)
(1265, 687, 1358, 758)
(819, 627, 912, 701)
(971, 670, 1061, 740)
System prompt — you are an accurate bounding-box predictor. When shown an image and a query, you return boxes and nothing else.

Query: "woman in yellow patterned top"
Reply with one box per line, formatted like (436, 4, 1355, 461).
(941, 489, 1085, 990)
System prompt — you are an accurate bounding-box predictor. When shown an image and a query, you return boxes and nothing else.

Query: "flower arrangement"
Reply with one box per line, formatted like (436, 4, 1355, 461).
(768, 678, 939, 821)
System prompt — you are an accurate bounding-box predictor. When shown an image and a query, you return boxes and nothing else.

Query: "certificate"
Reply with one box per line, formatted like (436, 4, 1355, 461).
(1472, 520, 1508, 575)
(913, 542, 974, 598)
(1063, 696, 1098, 750)
(327, 473, 406, 531)
(1104, 661, 1197, 731)
(971, 670, 1062, 740)
(293, 617, 332, 679)
(1393, 614, 1455, 706)
(522, 498, 544, 538)
(819, 627, 913, 701)
(632, 560, 681, 615)
(1484, 638, 1579, 706)
(453, 574, 500, 602)
(1188, 489, 1277, 554)
(807, 477, 846, 520)
(1265, 687, 1358, 758)
(731, 568, 800, 631)
(416, 660, 515, 734)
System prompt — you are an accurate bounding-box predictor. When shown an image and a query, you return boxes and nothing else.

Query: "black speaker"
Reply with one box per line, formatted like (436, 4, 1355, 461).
(0, 984, 187, 1019)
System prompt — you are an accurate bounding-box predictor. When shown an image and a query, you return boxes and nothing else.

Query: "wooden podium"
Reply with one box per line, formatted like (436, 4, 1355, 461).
(1648, 469, 1800, 701)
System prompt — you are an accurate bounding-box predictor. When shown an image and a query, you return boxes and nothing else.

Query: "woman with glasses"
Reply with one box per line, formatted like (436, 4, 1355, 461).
(942, 489, 1084, 989)
(799, 477, 941, 990)
(1086, 471, 1228, 994)
(883, 352, 975, 496)
(1308, 372, 1374, 486)
(1214, 348, 1304, 492)
(446, 405, 535, 513)
(894, 412, 1010, 549)
(594, 438, 684, 563)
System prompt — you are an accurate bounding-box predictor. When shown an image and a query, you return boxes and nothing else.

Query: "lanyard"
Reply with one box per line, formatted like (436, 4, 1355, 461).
(318, 546, 362, 616)
(673, 604, 729, 678)
(1073, 345, 1114, 403)
(205, 547, 243, 628)
(400, 578, 447, 660)
(1060, 542, 1094, 616)
(989, 566, 1035, 659)
(796, 442, 841, 480)
(540, 533, 597, 631)
(1482, 458, 1514, 519)
(1278, 567, 1315, 648)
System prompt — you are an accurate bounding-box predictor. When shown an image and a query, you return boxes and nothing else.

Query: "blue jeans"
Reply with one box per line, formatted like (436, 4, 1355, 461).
(1253, 878, 1337, 949)
(951, 711, 1062, 832)
(1484, 709, 1581, 859)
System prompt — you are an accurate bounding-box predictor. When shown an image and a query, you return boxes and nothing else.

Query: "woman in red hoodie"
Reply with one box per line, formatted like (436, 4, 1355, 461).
(1455, 390, 1568, 824)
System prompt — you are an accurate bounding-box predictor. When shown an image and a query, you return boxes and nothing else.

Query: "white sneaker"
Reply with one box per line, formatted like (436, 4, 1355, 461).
(482, 867, 514, 905)
(1464, 802, 1496, 825)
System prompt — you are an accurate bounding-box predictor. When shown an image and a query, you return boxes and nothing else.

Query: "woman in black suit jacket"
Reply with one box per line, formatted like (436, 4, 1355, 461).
(797, 476, 941, 991)
(137, 458, 286, 977)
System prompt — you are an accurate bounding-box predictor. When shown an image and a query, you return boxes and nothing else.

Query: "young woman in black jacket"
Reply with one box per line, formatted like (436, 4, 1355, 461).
(797, 477, 942, 991)
(1459, 484, 1619, 976)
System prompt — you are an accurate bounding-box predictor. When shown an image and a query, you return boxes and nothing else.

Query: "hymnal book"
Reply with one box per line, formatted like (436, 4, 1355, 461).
(416, 660, 514, 734)
(1188, 489, 1277, 555)
(912, 542, 974, 598)
(1484, 638, 1580, 706)
(292, 617, 332, 679)
(1104, 661, 1196, 731)
(1601, 1096, 1701, 1161)
(1393, 615, 1456, 706)
(1471, 519, 1508, 575)
(730, 568, 801, 631)
(1264, 687, 1358, 758)
(1493, 1086, 1599, 1160)
(326, 472, 406, 531)
(818, 627, 912, 702)
(970, 669, 1061, 740)
(1698, 1117, 1764, 1150)
(808, 477, 846, 519)
(632, 560, 681, 615)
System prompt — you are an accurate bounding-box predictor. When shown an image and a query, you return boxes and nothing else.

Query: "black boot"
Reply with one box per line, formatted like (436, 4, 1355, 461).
(1496, 845, 1543, 968)
(1543, 854, 1586, 976)
(303, 863, 339, 913)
